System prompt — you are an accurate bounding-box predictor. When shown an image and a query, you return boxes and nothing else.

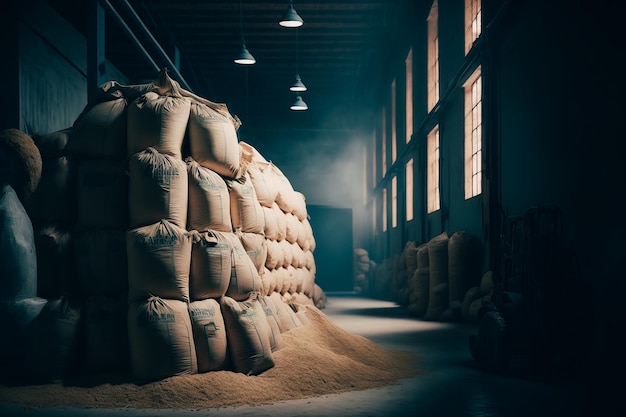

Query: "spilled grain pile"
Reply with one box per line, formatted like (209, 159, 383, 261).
(0, 305, 421, 410)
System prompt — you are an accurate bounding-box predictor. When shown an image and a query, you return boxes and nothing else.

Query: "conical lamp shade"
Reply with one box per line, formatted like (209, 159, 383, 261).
(289, 74, 307, 92)
(279, 3, 303, 27)
(290, 94, 308, 111)
(234, 44, 256, 65)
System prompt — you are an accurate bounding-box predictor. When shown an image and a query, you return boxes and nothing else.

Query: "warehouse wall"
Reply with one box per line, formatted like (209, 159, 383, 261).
(495, 0, 625, 367)
(1, 1, 128, 135)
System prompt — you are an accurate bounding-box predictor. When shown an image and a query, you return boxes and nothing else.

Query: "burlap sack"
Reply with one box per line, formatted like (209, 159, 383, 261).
(424, 232, 449, 321)
(187, 101, 242, 179)
(128, 147, 188, 229)
(226, 173, 265, 234)
(74, 229, 127, 296)
(127, 91, 190, 159)
(189, 230, 232, 301)
(188, 298, 228, 372)
(75, 159, 128, 231)
(262, 205, 279, 240)
(69, 97, 127, 159)
(127, 296, 197, 382)
(126, 220, 192, 302)
(186, 157, 232, 233)
(258, 295, 284, 352)
(239, 142, 278, 208)
(80, 294, 128, 374)
(238, 231, 267, 275)
(220, 294, 275, 375)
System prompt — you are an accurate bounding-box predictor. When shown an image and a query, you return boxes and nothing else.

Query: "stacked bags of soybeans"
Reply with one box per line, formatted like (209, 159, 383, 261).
(121, 68, 314, 381)
(66, 81, 152, 375)
(392, 231, 486, 323)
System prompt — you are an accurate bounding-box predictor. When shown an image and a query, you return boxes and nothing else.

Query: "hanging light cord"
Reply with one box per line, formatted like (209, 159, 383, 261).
(239, 0, 245, 46)
(295, 28, 299, 74)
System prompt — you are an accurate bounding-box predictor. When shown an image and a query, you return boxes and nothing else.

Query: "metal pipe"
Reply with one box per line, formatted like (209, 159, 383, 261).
(97, 0, 160, 73)
(111, 0, 192, 91)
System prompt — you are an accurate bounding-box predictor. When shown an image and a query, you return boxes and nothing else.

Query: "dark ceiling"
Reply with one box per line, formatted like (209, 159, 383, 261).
(45, 0, 415, 139)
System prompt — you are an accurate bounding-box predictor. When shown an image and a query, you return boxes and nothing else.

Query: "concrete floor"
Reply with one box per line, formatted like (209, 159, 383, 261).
(0, 295, 611, 417)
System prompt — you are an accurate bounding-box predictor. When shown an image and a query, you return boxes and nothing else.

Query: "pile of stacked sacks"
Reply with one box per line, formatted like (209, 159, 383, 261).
(1, 68, 324, 383)
(374, 231, 494, 323)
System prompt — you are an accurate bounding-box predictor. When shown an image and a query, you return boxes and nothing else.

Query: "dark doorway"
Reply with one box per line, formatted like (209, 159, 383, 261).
(307, 205, 354, 293)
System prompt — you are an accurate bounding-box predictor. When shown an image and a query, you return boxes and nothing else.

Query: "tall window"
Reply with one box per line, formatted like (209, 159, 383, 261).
(406, 159, 414, 221)
(391, 176, 397, 229)
(464, 67, 482, 199)
(372, 196, 377, 231)
(427, 126, 440, 213)
(465, 0, 482, 55)
(391, 79, 397, 164)
(371, 129, 376, 187)
(405, 48, 413, 144)
(382, 188, 388, 232)
(427, 0, 439, 112)
(381, 107, 387, 177)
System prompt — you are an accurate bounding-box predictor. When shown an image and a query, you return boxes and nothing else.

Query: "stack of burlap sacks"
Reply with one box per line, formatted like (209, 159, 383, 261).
(16, 69, 323, 382)
(373, 231, 494, 323)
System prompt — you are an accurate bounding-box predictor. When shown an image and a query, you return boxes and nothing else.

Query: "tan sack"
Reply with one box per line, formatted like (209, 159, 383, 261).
(239, 141, 278, 208)
(238, 231, 267, 275)
(189, 230, 232, 301)
(424, 232, 449, 321)
(220, 294, 275, 375)
(269, 291, 302, 332)
(69, 97, 127, 159)
(34, 224, 74, 299)
(127, 91, 190, 159)
(76, 159, 128, 231)
(262, 205, 279, 241)
(128, 296, 197, 382)
(273, 202, 287, 241)
(226, 173, 265, 234)
(32, 128, 70, 159)
(75, 229, 127, 297)
(448, 231, 482, 305)
(79, 294, 128, 374)
(258, 295, 284, 352)
(188, 298, 228, 372)
(187, 101, 242, 179)
(186, 157, 232, 233)
(24, 156, 76, 226)
(128, 147, 188, 229)
(126, 220, 192, 302)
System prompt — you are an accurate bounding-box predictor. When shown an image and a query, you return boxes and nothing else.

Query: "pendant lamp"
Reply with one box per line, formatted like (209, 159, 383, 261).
(235, 0, 255, 65)
(279, 0, 303, 28)
(290, 94, 308, 111)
